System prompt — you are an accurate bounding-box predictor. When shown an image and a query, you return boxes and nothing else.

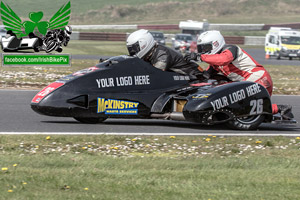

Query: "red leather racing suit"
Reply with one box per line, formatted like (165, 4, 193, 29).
(201, 44, 273, 96)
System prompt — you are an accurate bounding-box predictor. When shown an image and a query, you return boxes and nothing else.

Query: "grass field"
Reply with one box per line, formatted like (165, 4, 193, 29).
(63, 41, 128, 55)
(1, 135, 300, 199)
(2, 0, 300, 25)
(1, 0, 299, 37)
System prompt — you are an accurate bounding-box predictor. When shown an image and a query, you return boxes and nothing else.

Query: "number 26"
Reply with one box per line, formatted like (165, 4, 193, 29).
(250, 99, 263, 115)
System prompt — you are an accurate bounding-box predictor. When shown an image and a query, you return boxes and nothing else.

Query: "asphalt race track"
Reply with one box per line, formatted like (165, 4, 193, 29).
(243, 48, 300, 66)
(0, 90, 299, 136)
(1, 48, 300, 136)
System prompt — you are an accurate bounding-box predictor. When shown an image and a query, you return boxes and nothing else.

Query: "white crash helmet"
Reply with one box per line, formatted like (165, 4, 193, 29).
(126, 29, 156, 58)
(64, 25, 72, 36)
(197, 30, 225, 55)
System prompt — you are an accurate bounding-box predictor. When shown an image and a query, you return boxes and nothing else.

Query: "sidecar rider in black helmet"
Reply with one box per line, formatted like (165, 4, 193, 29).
(126, 29, 203, 80)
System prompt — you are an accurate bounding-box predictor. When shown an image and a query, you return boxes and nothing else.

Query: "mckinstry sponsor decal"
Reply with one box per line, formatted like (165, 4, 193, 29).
(2, 54, 70, 66)
(97, 98, 139, 115)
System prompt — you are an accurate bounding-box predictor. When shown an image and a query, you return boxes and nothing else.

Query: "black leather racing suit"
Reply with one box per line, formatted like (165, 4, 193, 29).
(144, 44, 202, 80)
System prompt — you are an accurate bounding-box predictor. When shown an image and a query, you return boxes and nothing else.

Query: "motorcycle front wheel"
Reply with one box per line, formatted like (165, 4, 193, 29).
(226, 115, 265, 130)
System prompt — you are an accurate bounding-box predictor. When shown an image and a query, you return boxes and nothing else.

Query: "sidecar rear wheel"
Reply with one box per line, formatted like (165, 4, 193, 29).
(74, 117, 107, 124)
(226, 115, 265, 130)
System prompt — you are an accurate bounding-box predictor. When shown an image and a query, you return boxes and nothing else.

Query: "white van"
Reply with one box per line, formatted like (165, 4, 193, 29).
(179, 20, 209, 36)
(265, 27, 300, 60)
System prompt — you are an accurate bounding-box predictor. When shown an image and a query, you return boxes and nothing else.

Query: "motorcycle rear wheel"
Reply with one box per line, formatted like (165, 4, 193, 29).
(226, 115, 265, 130)
(74, 117, 107, 124)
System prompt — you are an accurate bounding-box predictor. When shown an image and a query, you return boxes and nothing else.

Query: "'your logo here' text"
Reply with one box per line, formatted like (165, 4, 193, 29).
(96, 75, 150, 88)
(210, 83, 262, 111)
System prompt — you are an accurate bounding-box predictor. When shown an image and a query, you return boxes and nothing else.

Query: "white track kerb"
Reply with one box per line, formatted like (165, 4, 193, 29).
(0, 132, 299, 137)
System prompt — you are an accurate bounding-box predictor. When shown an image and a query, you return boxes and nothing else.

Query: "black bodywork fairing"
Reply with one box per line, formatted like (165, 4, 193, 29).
(32, 56, 192, 118)
(31, 56, 273, 125)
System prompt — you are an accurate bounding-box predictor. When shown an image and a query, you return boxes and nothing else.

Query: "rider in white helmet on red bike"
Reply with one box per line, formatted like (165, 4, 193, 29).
(184, 30, 293, 119)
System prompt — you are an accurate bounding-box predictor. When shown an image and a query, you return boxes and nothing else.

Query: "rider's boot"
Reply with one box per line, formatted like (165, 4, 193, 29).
(277, 105, 294, 120)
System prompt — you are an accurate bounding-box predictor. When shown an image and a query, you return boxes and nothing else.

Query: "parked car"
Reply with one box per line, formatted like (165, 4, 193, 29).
(172, 33, 194, 53)
(150, 31, 166, 45)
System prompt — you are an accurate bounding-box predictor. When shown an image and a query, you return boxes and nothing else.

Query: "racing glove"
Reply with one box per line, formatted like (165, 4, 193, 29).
(184, 52, 202, 62)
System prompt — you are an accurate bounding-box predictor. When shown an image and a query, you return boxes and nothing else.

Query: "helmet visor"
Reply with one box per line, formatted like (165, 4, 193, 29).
(197, 43, 213, 54)
(127, 41, 141, 56)
(65, 26, 72, 34)
(66, 30, 72, 35)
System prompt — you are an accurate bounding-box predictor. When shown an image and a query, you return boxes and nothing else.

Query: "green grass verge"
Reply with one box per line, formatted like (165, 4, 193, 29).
(0, 59, 99, 89)
(1, 135, 300, 199)
(62, 41, 127, 55)
(264, 65, 300, 95)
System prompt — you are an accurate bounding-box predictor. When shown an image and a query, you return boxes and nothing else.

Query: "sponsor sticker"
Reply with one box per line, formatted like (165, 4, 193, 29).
(97, 98, 139, 115)
(192, 94, 211, 99)
(213, 41, 219, 48)
(173, 75, 190, 81)
(31, 82, 64, 103)
(73, 66, 99, 76)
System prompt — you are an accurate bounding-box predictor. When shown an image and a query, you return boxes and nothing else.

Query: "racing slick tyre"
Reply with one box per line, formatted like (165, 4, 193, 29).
(74, 117, 107, 124)
(45, 40, 58, 53)
(225, 115, 265, 130)
(56, 47, 63, 53)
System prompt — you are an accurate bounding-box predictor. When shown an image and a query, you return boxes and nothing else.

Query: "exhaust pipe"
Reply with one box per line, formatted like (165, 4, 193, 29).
(150, 112, 185, 121)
